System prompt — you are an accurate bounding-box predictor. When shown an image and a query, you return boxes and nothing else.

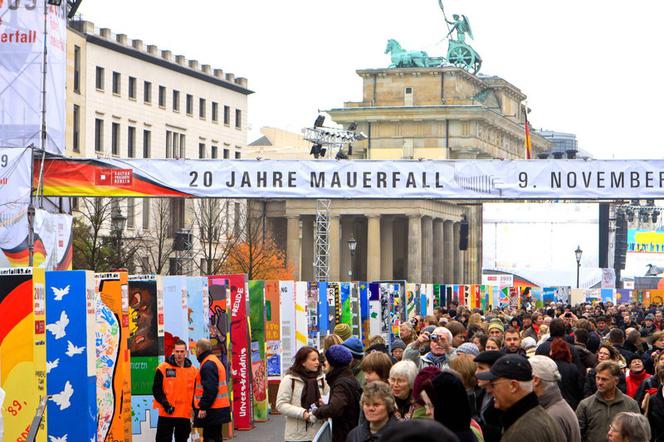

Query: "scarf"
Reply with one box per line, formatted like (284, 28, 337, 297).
(287, 366, 322, 410)
(424, 352, 448, 367)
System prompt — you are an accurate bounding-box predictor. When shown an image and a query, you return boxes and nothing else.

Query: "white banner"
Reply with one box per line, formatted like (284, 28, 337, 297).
(42, 158, 664, 200)
(0, 1, 66, 154)
(0, 147, 31, 256)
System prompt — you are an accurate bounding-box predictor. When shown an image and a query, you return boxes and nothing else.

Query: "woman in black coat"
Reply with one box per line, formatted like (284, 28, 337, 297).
(313, 345, 362, 442)
(550, 337, 582, 409)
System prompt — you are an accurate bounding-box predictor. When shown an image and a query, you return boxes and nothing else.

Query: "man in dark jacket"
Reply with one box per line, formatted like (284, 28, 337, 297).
(476, 354, 564, 442)
(152, 340, 198, 442)
(646, 366, 664, 442)
(573, 328, 596, 371)
(536, 318, 585, 384)
(313, 345, 361, 442)
(609, 328, 635, 363)
(474, 351, 504, 442)
(194, 339, 231, 442)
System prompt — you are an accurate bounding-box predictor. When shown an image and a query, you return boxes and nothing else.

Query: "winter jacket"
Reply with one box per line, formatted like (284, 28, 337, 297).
(477, 389, 502, 442)
(403, 343, 456, 370)
(536, 336, 585, 385)
(554, 359, 582, 410)
(276, 372, 329, 442)
(499, 392, 564, 442)
(635, 374, 661, 407)
(193, 350, 231, 427)
(345, 415, 399, 442)
(576, 389, 640, 442)
(646, 386, 664, 442)
(313, 367, 361, 442)
(537, 385, 581, 442)
(583, 368, 627, 398)
(574, 343, 597, 371)
(626, 369, 650, 399)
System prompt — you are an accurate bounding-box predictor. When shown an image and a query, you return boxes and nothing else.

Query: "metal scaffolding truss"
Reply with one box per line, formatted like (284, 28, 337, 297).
(314, 198, 331, 282)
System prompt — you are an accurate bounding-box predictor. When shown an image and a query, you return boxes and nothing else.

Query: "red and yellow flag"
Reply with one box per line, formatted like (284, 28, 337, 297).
(524, 111, 532, 159)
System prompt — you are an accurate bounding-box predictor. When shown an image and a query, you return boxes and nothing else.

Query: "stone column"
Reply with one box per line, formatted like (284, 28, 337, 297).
(443, 220, 454, 283)
(328, 215, 341, 281)
(453, 222, 462, 283)
(380, 216, 394, 280)
(340, 216, 354, 281)
(286, 215, 301, 280)
(301, 216, 314, 281)
(367, 215, 381, 282)
(421, 216, 433, 283)
(407, 214, 422, 282)
(433, 218, 444, 283)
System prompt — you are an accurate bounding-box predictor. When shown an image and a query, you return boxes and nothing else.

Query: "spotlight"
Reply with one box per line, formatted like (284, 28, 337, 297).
(626, 208, 635, 223)
(47, 0, 62, 5)
(348, 144, 353, 156)
(314, 115, 325, 128)
(347, 122, 358, 131)
(310, 143, 324, 158)
(335, 150, 348, 160)
(639, 208, 650, 224)
(653, 210, 660, 224)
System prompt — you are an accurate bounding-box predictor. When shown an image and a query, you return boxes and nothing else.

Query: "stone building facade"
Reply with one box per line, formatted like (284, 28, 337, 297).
(250, 67, 550, 284)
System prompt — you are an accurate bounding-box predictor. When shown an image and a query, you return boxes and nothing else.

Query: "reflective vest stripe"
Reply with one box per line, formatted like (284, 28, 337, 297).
(194, 354, 230, 409)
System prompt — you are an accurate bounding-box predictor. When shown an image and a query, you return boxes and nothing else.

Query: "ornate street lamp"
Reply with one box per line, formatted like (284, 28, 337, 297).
(347, 237, 357, 279)
(575, 245, 583, 288)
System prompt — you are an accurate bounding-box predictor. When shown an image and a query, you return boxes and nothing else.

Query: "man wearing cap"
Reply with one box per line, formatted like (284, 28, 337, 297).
(403, 327, 456, 370)
(642, 313, 657, 337)
(476, 354, 564, 442)
(576, 360, 640, 442)
(474, 351, 504, 442)
(390, 338, 406, 361)
(530, 356, 581, 442)
(487, 321, 504, 339)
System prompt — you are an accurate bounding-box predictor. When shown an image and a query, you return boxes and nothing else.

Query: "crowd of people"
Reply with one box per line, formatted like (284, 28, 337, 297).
(276, 302, 664, 442)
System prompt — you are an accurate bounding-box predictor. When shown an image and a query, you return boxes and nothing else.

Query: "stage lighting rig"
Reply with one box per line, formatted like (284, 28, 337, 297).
(303, 115, 366, 159)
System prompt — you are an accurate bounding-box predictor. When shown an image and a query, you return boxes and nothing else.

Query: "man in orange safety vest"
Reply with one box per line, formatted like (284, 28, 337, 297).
(194, 338, 231, 442)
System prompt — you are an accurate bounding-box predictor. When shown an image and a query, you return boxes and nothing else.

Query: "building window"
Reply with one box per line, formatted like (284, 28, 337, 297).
(144, 81, 152, 104)
(223, 148, 229, 159)
(199, 98, 206, 119)
(159, 86, 166, 108)
(95, 66, 104, 90)
(128, 76, 136, 99)
(71, 197, 79, 211)
(112, 71, 121, 95)
(128, 126, 136, 158)
(95, 119, 104, 153)
(169, 198, 185, 237)
(211, 102, 218, 122)
(143, 130, 151, 158)
(198, 143, 205, 159)
(111, 122, 120, 156)
(142, 198, 150, 229)
(126, 200, 135, 229)
(211, 145, 218, 158)
(235, 151, 241, 159)
(223, 105, 230, 125)
(172, 90, 180, 112)
(186, 94, 193, 115)
(235, 109, 242, 129)
(72, 105, 80, 152)
(73, 45, 81, 94)
(166, 130, 172, 158)
(179, 134, 186, 158)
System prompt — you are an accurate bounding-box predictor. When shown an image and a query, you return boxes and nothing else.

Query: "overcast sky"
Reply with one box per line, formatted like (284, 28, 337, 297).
(78, 0, 664, 159)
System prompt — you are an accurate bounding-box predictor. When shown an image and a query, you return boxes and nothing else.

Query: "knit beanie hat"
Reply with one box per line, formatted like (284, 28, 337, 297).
(334, 323, 352, 341)
(487, 321, 504, 334)
(412, 366, 441, 404)
(457, 342, 480, 358)
(325, 345, 353, 367)
(342, 336, 364, 359)
(521, 337, 537, 350)
(391, 338, 406, 351)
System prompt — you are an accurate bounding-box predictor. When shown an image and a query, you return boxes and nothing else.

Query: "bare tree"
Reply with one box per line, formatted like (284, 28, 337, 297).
(141, 198, 174, 274)
(72, 197, 116, 271)
(191, 198, 239, 275)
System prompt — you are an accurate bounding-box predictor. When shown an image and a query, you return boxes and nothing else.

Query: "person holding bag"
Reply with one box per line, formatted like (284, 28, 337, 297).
(276, 346, 329, 442)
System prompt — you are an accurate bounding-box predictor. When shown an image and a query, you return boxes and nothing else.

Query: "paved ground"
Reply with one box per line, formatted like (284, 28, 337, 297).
(231, 415, 285, 442)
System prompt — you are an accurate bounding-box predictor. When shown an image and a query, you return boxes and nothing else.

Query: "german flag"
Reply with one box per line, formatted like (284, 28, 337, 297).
(524, 111, 533, 159)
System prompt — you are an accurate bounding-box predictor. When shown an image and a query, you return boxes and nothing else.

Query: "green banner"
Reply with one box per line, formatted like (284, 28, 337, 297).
(249, 280, 268, 422)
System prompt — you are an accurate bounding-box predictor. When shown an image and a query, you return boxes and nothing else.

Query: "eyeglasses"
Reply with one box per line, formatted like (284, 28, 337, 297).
(608, 424, 620, 433)
(389, 377, 408, 385)
(489, 379, 512, 388)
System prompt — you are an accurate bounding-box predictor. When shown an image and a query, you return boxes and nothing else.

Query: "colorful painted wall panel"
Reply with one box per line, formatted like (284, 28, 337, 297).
(350, 283, 361, 340)
(280, 281, 296, 377)
(306, 283, 319, 348)
(405, 283, 417, 321)
(317, 281, 329, 338)
(187, 277, 209, 369)
(368, 283, 381, 339)
(128, 275, 163, 440)
(207, 276, 231, 387)
(249, 280, 268, 422)
(220, 273, 252, 430)
(163, 276, 188, 358)
(264, 281, 282, 379)
(359, 282, 369, 347)
(46, 270, 97, 442)
(96, 272, 131, 442)
(0, 268, 45, 442)
(329, 282, 341, 326)
(340, 282, 352, 327)
(295, 282, 308, 351)
(616, 289, 631, 304)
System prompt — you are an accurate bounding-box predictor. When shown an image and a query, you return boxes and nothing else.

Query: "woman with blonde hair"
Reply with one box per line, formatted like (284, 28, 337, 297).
(450, 357, 481, 423)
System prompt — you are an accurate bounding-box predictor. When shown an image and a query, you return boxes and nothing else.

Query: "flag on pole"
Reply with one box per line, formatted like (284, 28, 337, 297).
(524, 111, 532, 159)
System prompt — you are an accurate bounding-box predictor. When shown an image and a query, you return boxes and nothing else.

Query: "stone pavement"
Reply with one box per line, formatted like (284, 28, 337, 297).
(230, 415, 285, 442)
